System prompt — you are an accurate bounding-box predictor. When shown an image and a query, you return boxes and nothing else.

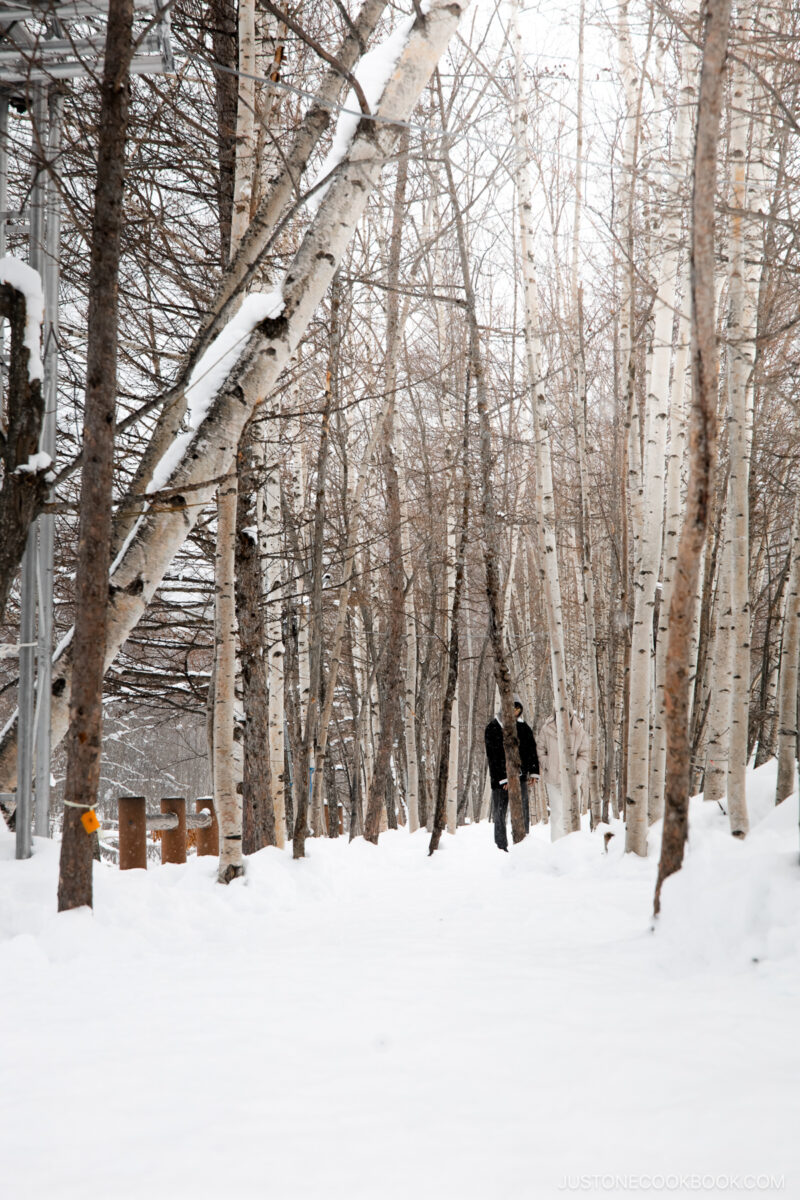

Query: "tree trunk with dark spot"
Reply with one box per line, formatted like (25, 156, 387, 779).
(655, 0, 731, 915)
(235, 417, 275, 852)
(58, 0, 133, 912)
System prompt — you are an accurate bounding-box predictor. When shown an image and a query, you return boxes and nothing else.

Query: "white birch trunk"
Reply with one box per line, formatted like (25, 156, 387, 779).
(704, 537, 733, 804)
(617, 0, 641, 481)
(297, 593, 311, 732)
(651, 297, 690, 819)
(724, 52, 753, 836)
(513, 0, 579, 837)
(214, 477, 243, 882)
(445, 493, 459, 833)
(628, 9, 699, 847)
(725, 0, 773, 835)
(212, 0, 256, 877)
(263, 441, 286, 847)
(776, 493, 800, 803)
(399, 461, 419, 831)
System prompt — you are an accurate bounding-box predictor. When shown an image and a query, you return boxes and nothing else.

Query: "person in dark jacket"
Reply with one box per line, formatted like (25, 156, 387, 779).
(485, 697, 539, 850)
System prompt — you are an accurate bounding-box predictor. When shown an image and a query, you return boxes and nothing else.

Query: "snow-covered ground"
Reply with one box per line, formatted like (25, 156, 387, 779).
(2, 762, 798, 1199)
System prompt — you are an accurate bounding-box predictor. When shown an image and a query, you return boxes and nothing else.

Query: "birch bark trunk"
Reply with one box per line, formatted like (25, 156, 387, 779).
(513, 0, 579, 837)
(776, 494, 800, 804)
(724, 0, 773, 836)
(399, 459, 420, 832)
(303, 282, 337, 841)
(445, 493, 460, 836)
(429, 429, 469, 855)
(214, 475, 243, 882)
(571, 3, 598, 823)
(655, 0, 730, 914)
(631, 6, 700, 842)
(261, 422, 286, 844)
(263, 421, 286, 846)
(651, 300, 690, 819)
(703, 528, 732, 802)
(236, 420, 275, 852)
(212, 0, 256, 878)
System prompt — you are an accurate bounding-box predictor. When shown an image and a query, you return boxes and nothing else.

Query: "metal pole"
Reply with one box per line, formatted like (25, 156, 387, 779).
(16, 529, 36, 859)
(34, 87, 61, 838)
(16, 84, 47, 859)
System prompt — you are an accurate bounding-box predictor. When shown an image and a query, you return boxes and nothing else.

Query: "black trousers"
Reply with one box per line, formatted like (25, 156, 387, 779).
(492, 778, 530, 849)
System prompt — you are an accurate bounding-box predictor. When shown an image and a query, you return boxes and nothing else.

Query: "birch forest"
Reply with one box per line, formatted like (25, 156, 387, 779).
(1, 0, 798, 896)
(3, 1, 800, 1194)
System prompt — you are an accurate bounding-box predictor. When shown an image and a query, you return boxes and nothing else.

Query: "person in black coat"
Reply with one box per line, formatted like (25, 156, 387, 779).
(485, 698, 539, 850)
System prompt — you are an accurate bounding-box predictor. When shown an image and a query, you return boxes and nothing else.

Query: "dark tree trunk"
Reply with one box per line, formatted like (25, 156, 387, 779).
(429, 419, 470, 855)
(58, 0, 133, 912)
(210, 0, 238, 267)
(415, 599, 433, 831)
(0, 283, 47, 622)
(654, 0, 731, 916)
(753, 551, 790, 766)
(235, 417, 276, 853)
(284, 588, 304, 849)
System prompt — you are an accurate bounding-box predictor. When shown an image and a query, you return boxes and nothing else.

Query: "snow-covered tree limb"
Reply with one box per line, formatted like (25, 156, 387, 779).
(0, 0, 470, 793)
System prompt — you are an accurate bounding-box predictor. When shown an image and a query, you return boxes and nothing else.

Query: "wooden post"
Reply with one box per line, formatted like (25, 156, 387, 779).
(195, 795, 219, 857)
(160, 796, 187, 864)
(118, 795, 146, 870)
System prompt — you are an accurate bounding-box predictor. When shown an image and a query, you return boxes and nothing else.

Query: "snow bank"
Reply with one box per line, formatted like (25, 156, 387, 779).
(1, 761, 797, 1199)
(656, 763, 800, 969)
(0, 255, 44, 382)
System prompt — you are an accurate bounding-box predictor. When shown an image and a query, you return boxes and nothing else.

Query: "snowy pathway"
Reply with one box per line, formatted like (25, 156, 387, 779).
(2, 772, 798, 1199)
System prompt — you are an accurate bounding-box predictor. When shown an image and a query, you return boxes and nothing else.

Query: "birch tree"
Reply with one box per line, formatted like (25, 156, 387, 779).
(512, 0, 579, 838)
(655, 0, 731, 914)
(724, 0, 776, 837)
(776, 493, 800, 804)
(632, 3, 700, 840)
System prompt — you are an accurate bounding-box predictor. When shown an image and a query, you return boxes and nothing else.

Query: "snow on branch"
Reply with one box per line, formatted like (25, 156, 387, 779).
(0, 256, 44, 383)
(307, 14, 416, 213)
(147, 291, 285, 497)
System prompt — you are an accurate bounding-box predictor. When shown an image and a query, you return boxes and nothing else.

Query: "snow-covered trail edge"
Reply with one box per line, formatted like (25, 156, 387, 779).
(1, 762, 798, 1199)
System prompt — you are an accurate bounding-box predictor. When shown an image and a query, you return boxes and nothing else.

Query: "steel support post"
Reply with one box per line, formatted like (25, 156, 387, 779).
(15, 528, 36, 858)
(34, 88, 62, 838)
(16, 85, 47, 858)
